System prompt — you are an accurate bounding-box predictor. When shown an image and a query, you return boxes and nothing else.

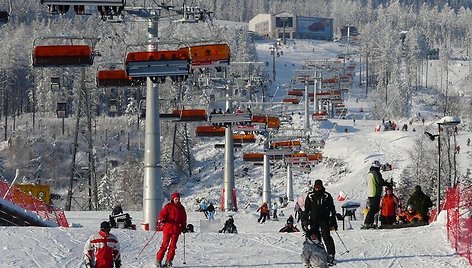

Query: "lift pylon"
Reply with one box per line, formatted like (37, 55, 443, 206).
(67, 67, 98, 211)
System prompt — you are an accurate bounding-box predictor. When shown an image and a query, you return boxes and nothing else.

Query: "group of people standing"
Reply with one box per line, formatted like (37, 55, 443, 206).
(364, 160, 433, 228)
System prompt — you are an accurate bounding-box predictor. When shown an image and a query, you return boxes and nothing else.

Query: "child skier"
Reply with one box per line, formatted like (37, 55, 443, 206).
(301, 228, 329, 268)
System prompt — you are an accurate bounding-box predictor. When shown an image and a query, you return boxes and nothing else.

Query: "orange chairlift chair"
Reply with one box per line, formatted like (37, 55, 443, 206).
(185, 43, 230, 72)
(125, 46, 191, 83)
(32, 36, 99, 67)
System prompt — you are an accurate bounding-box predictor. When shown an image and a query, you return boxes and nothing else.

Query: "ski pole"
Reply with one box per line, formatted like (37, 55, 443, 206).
(183, 232, 186, 264)
(135, 228, 158, 260)
(335, 230, 350, 254)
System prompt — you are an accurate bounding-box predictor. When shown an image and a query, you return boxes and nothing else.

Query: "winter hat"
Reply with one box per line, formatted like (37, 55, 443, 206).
(100, 221, 111, 230)
(314, 179, 323, 188)
(305, 228, 319, 239)
(414, 185, 422, 192)
(171, 192, 181, 199)
(372, 160, 381, 168)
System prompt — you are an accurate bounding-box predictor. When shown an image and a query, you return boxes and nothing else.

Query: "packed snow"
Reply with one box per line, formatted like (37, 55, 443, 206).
(0, 38, 471, 268)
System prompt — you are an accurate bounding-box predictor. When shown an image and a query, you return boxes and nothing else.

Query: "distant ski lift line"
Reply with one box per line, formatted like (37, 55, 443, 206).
(40, 0, 125, 6)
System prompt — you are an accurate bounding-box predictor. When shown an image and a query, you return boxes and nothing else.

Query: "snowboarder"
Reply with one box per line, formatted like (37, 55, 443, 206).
(407, 185, 433, 223)
(363, 160, 390, 229)
(397, 204, 423, 224)
(301, 228, 329, 268)
(379, 186, 400, 226)
(156, 192, 187, 268)
(257, 202, 270, 223)
(303, 180, 337, 266)
(84, 221, 121, 268)
(219, 215, 238, 233)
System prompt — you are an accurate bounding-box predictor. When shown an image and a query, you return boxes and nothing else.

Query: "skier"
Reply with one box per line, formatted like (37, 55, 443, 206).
(219, 215, 238, 233)
(303, 180, 337, 266)
(294, 201, 302, 222)
(301, 228, 328, 268)
(257, 202, 270, 223)
(363, 160, 389, 229)
(379, 186, 400, 226)
(272, 202, 279, 220)
(407, 185, 433, 223)
(206, 202, 215, 220)
(156, 192, 187, 268)
(84, 221, 121, 268)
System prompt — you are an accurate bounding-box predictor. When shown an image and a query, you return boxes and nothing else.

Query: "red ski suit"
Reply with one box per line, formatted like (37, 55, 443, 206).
(84, 230, 120, 268)
(156, 200, 187, 263)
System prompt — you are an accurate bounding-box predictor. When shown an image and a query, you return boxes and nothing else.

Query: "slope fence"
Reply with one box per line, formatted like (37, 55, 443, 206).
(0, 180, 69, 227)
(444, 183, 472, 265)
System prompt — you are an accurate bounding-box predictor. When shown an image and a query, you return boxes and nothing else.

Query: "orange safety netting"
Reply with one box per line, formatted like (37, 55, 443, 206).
(0, 180, 69, 227)
(433, 184, 472, 265)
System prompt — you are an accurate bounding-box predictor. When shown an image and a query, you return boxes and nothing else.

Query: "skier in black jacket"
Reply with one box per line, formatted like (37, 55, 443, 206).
(303, 179, 337, 266)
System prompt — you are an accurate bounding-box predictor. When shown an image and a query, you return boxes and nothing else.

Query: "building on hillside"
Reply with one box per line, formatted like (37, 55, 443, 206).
(249, 12, 333, 41)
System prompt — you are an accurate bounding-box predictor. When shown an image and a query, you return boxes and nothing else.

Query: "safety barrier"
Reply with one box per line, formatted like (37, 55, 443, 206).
(0, 180, 69, 227)
(442, 184, 472, 265)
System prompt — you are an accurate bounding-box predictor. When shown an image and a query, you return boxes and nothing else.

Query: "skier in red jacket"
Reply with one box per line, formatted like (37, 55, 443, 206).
(84, 221, 121, 268)
(156, 192, 187, 268)
(379, 186, 400, 225)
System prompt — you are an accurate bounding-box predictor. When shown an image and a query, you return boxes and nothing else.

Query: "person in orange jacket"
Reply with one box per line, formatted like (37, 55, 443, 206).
(257, 202, 270, 223)
(379, 186, 400, 225)
(397, 204, 423, 224)
(156, 192, 187, 268)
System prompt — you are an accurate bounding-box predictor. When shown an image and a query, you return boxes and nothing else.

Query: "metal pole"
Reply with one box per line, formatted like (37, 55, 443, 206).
(224, 125, 235, 211)
(143, 16, 163, 231)
(262, 139, 271, 205)
(272, 45, 276, 82)
(286, 164, 293, 201)
(304, 80, 310, 130)
(437, 123, 441, 214)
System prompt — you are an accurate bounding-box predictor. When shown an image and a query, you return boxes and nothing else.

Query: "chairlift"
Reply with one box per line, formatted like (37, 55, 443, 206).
(233, 133, 256, 144)
(50, 76, 61, 90)
(173, 109, 207, 122)
(108, 98, 118, 114)
(282, 98, 299, 104)
(32, 36, 99, 67)
(184, 43, 230, 72)
(138, 98, 145, 119)
(96, 63, 144, 87)
(0, 0, 11, 22)
(195, 126, 225, 137)
(125, 47, 190, 83)
(56, 102, 68, 118)
(0, 10, 8, 22)
(40, 0, 125, 18)
(243, 152, 264, 162)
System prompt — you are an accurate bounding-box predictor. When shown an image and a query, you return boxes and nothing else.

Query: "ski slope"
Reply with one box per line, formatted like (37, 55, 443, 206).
(0, 39, 471, 267)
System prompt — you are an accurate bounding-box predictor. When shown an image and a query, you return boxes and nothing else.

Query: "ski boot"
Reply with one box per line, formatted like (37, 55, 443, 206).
(165, 261, 173, 267)
(327, 254, 336, 266)
(155, 260, 162, 268)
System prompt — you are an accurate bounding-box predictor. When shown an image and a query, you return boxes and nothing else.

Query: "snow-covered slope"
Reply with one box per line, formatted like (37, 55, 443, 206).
(0, 39, 471, 267)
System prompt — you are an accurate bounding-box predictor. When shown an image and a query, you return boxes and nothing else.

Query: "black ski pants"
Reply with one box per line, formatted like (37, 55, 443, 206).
(310, 220, 335, 256)
(365, 196, 381, 225)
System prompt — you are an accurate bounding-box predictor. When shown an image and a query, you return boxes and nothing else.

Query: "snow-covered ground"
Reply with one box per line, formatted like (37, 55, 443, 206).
(0, 39, 471, 267)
